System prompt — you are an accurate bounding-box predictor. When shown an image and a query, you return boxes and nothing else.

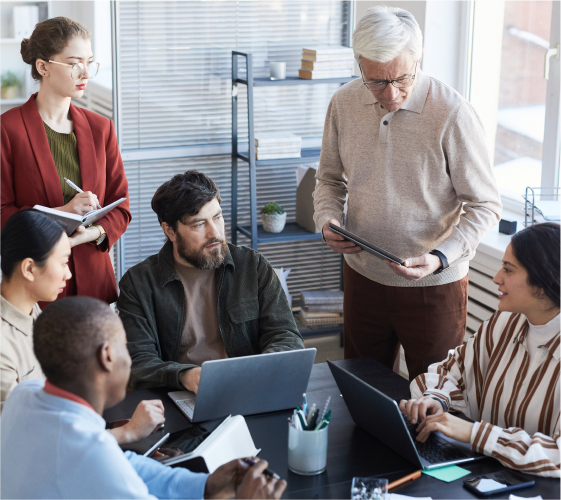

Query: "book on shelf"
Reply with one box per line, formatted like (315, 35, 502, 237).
(300, 310, 341, 319)
(302, 53, 355, 62)
(302, 46, 354, 57)
(300, 290, 344, 306)
(304, 304, 344, 313)
(256, 152, 302, 160)
(33, 198, 126, 236)
(298, 69, 353, 80)
(256, 145, 301, 154)
(298, 311, 344, 326)
(254, 133, 302, 147)
(301, 60, 354, 71)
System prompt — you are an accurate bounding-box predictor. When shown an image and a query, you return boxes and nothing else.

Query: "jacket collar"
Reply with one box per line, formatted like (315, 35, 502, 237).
(20, 95, 99, 203)
(0, 296, 40, 336)
(156, 239, 235, 288)
(360, 69, 430, 115)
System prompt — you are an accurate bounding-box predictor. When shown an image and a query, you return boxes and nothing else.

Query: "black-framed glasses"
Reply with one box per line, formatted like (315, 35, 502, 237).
(48, 60, 100, 80)
(360, 61, 418, 91)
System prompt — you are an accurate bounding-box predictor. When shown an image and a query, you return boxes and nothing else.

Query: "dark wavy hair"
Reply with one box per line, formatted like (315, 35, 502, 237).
(1, 210, 65, 279)
(511, 222, 560, 307)
(151, 171, 222, 231)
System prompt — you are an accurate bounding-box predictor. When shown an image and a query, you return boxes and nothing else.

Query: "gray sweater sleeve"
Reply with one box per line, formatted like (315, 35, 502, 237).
(435, 102, 502, 265)
(313, 97, 348, 231)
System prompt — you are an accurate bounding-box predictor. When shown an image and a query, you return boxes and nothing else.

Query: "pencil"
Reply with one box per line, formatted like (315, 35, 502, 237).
(387, 470, 422, 490)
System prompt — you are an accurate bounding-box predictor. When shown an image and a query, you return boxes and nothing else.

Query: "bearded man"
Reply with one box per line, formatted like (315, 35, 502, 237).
(118, 171, 303, 392)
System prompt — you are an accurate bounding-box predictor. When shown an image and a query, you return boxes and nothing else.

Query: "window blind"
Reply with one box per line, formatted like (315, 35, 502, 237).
(117, 1, 350, 297)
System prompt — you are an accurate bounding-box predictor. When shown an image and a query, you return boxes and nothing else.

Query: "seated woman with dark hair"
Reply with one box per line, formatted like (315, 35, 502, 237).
(1, 210, 165, 445)
(400, 222, 560, 478)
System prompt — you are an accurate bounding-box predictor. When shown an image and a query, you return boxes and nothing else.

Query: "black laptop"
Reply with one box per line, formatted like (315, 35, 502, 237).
(327, 360, 484, 470)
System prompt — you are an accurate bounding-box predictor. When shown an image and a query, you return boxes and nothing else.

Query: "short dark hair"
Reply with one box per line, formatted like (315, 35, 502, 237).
(511, 222, 560, 307)
(1, 209, 65, 279)
(151, 171, 222, 231)
(34, 297, 121, 386)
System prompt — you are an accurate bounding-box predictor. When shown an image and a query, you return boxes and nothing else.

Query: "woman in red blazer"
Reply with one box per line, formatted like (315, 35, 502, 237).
(1, 17, 130, 304)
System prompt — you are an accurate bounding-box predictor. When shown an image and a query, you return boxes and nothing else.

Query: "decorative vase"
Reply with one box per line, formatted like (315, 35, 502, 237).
(1, 86, 17, 100)
(261, 212, 287, 233)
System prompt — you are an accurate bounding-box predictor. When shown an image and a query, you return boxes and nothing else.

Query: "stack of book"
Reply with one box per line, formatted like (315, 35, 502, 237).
(299, 46, 354, 80)
(254, 133, 302, 161)
(298, 290, 344, 326)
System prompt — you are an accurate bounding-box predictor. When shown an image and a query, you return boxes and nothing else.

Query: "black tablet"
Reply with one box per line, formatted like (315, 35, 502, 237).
(328, 223, 405, 266)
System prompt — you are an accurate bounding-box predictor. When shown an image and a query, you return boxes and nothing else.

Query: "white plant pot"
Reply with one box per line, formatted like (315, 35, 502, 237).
(261, 212, 287, 233)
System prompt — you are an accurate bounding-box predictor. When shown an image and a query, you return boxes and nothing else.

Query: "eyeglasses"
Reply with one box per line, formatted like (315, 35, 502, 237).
(360, 61, 418, 91)
(47, 60, 100, 80)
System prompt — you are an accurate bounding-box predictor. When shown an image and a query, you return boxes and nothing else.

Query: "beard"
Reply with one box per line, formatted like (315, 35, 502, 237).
(176, 232, 228, 270)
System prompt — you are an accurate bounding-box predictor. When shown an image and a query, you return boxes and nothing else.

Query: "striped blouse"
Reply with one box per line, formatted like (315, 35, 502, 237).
(411, 311, 560, 478)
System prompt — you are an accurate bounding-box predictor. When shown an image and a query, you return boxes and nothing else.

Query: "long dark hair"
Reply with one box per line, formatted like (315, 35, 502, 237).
(1, 210, 65, 279)
(511, 222, 560, 307)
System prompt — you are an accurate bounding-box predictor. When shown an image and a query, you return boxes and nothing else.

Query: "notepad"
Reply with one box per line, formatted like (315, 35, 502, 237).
(422, 465, 471, 482)
(33, 198, 126, 236)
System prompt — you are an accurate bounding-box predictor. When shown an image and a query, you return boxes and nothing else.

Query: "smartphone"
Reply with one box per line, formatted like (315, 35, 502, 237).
(463, 470, 535, 497)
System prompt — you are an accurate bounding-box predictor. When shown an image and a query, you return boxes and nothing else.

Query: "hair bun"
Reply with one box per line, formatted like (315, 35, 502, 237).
(20, 38, 31, 63)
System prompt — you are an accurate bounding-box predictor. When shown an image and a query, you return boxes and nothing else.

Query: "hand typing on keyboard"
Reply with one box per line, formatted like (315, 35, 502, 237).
(399, 396, 473, 444)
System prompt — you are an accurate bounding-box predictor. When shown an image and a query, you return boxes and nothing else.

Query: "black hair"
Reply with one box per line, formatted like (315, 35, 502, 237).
(511, 222, 560, 307)
(34, 297, 120, 386)
(1, 209, 65, 279)
(151, 171, 221, 231)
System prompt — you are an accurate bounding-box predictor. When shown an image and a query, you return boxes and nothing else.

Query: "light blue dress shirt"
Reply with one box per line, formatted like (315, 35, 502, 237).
(1, 380, 209, 499)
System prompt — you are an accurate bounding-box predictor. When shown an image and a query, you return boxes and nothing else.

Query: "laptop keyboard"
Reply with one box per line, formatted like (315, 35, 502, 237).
(405, 419, 467, 464)
(175, 399, 196, 419)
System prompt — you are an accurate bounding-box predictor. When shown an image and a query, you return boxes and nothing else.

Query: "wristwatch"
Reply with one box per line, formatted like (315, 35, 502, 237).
(429, 249, 449, 275)
(89, 224, 107, 246)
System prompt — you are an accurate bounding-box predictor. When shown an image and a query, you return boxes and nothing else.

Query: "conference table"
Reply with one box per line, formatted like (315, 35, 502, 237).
(104, 358, 560, 499)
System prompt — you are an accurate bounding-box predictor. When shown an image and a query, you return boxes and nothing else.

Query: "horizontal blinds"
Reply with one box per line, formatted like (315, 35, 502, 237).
(118, 1, 349, 295)
(118, 1, 349, 148)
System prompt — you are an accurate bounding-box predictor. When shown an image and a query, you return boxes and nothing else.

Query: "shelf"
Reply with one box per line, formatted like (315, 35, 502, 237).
(236, 222, 322, 244)
(1, 97, 26, 105)
(235, 76, 358, 87)
(237, 147, 321, 166)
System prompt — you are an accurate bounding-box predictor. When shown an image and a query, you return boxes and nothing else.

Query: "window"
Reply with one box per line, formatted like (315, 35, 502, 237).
(470, 1, 560, 204)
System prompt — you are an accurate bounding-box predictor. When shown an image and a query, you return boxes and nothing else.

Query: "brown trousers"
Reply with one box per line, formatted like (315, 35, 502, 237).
(343, 261, 468, 381)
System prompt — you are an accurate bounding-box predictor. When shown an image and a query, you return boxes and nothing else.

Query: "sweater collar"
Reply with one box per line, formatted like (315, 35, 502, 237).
(360, 69, 430, 115)
(43, 380, 96, 412)
(157, 239, 235, 288)
(1, 296, 40, 336)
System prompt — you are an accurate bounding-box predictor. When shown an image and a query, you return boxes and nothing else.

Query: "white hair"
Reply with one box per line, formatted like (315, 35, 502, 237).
(352, 6, 423, 64)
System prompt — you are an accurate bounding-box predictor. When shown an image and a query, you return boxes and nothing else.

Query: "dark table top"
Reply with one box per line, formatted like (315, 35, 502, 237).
(104, 358, 560, 499)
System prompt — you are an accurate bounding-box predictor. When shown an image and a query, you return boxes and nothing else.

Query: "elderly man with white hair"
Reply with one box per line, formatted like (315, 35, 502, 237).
(313, 6, 502, 380)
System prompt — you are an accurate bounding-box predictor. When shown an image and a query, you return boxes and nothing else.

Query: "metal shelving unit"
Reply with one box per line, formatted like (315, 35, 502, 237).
(231, 50, 357, 249)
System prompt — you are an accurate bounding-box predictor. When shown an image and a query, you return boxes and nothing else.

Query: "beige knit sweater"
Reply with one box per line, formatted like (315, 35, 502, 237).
(313, 70, 502, 287)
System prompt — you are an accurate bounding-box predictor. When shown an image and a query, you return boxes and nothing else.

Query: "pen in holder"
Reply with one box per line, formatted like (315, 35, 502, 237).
(287, 423, 328, 475)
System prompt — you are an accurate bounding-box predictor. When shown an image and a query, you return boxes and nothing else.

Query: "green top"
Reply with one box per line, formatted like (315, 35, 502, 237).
(43, 122, 82, 205)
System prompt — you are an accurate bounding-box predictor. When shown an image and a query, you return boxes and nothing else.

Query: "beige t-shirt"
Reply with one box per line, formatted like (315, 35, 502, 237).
(1, 296, 45, 413)
(174, 262, 227, 366)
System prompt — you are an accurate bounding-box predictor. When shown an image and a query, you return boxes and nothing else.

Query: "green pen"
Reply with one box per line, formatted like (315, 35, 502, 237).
(315, 409, 331, 430)
(295, 406, 308, 430)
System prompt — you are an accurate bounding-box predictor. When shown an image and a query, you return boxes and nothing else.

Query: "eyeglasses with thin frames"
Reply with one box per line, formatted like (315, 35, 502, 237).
(47, 60, 100, 80)
(360, 61, 418, 91)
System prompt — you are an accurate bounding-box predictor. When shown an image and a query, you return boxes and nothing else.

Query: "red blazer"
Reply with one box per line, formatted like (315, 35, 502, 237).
(1, 95, 131, 304)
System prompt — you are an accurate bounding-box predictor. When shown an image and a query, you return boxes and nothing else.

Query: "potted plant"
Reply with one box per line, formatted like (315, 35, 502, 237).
(1, 72, 20, 100)
(261, 202, 286, 233)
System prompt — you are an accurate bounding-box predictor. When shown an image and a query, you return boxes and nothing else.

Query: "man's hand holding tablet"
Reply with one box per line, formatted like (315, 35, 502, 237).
(322, 220, 443, 281)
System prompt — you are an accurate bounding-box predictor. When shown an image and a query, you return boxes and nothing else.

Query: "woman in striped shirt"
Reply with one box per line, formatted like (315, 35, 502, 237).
(399, 222, 560, 477)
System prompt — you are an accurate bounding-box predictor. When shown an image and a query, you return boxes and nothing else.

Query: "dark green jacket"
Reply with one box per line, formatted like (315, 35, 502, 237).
(117, 241, 304, 390)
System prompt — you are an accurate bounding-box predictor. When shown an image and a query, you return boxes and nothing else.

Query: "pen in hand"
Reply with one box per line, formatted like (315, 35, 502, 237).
(64, 177, 102, 209)
(242, 457, 281, 480)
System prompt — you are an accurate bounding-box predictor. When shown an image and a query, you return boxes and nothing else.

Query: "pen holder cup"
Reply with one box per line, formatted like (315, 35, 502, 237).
(287, 423, 328, 475)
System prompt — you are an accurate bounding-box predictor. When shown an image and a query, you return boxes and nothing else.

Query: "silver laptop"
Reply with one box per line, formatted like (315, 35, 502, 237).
(169, 348, 316, 423)
(327, 360, 484, 470)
